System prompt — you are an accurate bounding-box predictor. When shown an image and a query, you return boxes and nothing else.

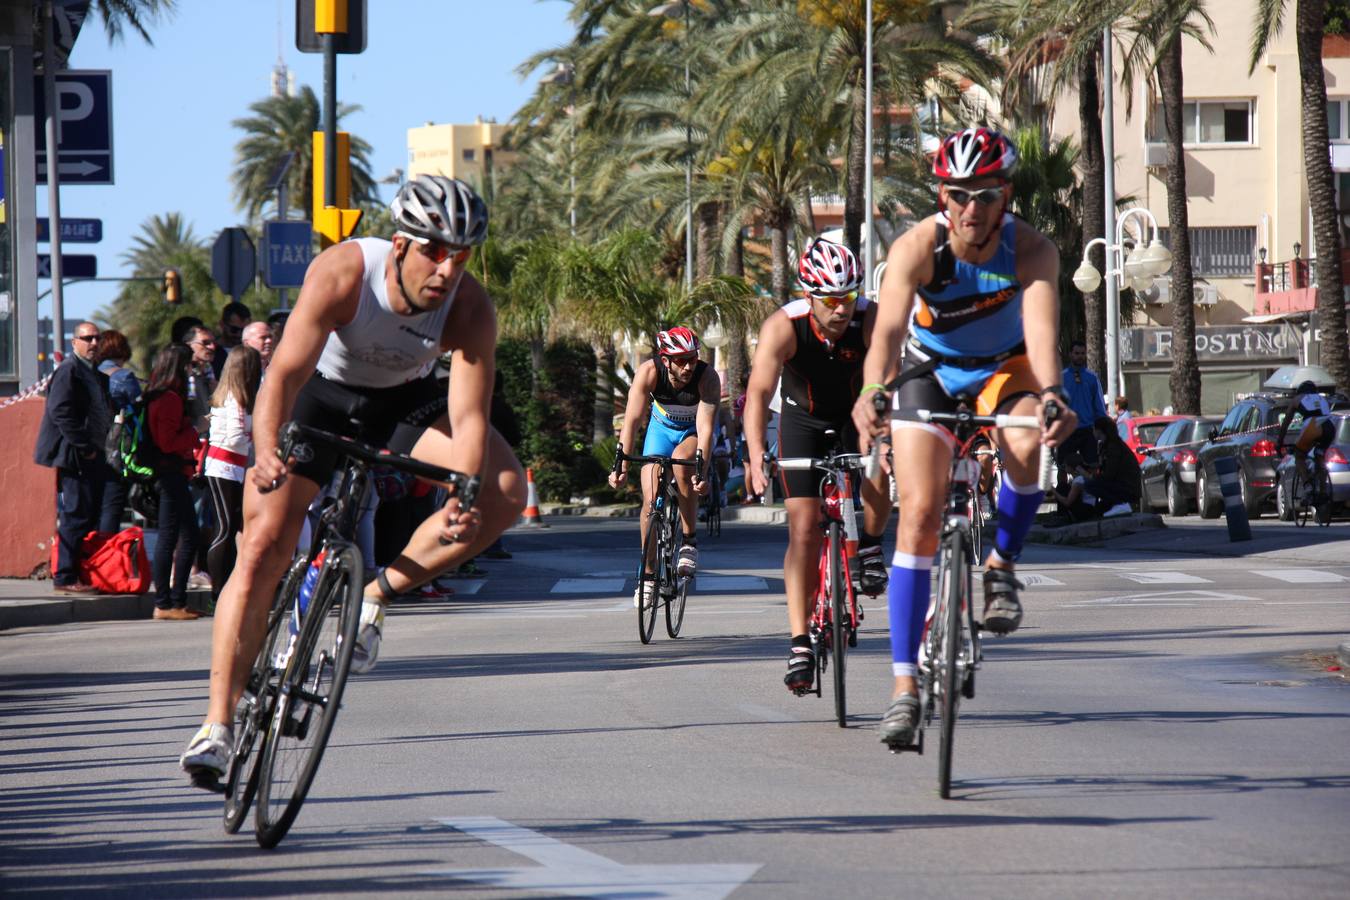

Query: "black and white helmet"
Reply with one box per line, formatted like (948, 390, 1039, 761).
(390, 175, 489, 248)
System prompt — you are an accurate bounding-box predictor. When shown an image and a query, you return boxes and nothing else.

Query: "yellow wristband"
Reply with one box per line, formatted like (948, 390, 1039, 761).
(859, 382, 886, 398)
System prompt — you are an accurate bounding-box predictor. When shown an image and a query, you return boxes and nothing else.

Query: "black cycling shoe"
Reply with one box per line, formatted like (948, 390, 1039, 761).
(981, 567, 1025, 635)
(879, 693, 921, 748)
(856, 545, 888, 596)
(784, 649, 815, 695)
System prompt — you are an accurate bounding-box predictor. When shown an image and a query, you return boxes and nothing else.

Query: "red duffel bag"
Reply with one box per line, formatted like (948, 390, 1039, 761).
(49, 527, 151, 594)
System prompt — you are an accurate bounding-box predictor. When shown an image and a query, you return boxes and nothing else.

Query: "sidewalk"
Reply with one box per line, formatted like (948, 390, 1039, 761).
(0, 584, 212, 632)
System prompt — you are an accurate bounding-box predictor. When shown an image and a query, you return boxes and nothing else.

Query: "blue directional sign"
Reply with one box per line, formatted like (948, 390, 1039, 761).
(34, 70, 114, 185)
(36, 217, 103, 243)
(263, 220, 315, 288)
(37, 254, 98, 279)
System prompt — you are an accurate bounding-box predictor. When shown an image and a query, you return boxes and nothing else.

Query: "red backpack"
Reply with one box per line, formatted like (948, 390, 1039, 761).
(49, 527, 151, 594)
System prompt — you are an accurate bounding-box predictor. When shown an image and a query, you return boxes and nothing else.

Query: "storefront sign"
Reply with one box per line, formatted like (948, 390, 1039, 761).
(1121, 324, 1300, 364)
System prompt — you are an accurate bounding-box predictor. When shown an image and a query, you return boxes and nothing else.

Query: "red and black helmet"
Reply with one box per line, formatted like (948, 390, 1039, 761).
(932, 127, 1018, 182)
(656, 326, 699, 357)
(797, 237, 861, 295)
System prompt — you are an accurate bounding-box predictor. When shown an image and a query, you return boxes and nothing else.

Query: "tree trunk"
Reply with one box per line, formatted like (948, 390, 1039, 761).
(725, 228, 750, 396)
(801, 188, 817, 237)
(592, 340, 617, 443)
(529, 335, 547, 401)
(770, 208, 792, 305)
(843, 75, 868, 259)
(1299, 0, 1350, 392)
(1078, 44, 1107, 376)
(696, 202, 720, 280)
(1159, 36, 1201, 414)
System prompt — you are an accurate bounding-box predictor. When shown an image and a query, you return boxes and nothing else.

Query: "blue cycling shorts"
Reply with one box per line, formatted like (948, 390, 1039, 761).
(643, 414, 697, 457)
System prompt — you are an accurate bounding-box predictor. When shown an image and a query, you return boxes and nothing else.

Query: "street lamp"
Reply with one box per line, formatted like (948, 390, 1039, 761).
(649, 1, 695, 291)
(702, 316, 728, 381)
(540, 62, 577, 235)
(1073, 207, 1172, 385)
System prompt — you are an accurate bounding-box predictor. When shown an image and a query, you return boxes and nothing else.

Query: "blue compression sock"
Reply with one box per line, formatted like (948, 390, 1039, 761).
(888, 552, 933, 677)
(993, 476, 1044, 564)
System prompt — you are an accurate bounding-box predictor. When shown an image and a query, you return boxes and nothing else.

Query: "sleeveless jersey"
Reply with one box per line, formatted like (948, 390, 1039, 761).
(910, 213, 1024, 395)
(315, 237, 458, 389)
(779, 295, 870, 420)
(1296, 393, 1332, 420)
(650, 359, 708, 426)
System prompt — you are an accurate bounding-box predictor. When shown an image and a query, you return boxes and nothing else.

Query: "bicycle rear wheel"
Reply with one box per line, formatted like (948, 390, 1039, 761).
(936, 529, 967, 799)
(254, 542, 363, 849)
(223, 557, 306, 834)
(1293, 466, 1311, 528)
(1316, 465, 1334, 526)
(637, 503, 662, 644)
(828, 521, 848, 727)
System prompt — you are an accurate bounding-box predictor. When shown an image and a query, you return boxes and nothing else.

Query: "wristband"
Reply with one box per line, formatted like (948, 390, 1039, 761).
(1040, 385, 1069, 404)
(859, 383, 887, 398)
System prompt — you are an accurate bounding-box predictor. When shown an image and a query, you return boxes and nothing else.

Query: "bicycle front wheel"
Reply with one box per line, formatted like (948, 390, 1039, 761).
(637, 505, 661, 644)
(937, 529, 967, 799)
(223, 557, 305, 834)
(828, 521, 848, 727)
(254, 542, 363, 849)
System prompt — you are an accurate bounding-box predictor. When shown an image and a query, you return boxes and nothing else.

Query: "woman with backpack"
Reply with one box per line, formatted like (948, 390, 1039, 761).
(204, 346, 261, 603)
(145, 344, 204, 620)
(97, 330, 141, 534)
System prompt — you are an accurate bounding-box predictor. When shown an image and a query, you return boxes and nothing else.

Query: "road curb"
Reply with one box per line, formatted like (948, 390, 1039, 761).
(1026, 513, 1167, 546)
(1, 587, 213, 631)
(1338, 640, 1350, 670)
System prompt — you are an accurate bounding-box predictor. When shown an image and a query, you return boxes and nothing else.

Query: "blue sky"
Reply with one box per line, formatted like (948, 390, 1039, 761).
(46, 0, 573, 321)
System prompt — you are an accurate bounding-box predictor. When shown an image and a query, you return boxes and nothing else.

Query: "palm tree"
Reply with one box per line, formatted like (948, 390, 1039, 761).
(230, 85, 376, 224)
(85, 0, 176, 44)
(1250, 0, 1350, 393)
(1117, 0, 1216, 414)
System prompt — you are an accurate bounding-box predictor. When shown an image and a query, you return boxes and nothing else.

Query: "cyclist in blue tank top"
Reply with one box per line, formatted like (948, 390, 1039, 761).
(851, 128, 1077, 748)
(611, 327, 720, 604)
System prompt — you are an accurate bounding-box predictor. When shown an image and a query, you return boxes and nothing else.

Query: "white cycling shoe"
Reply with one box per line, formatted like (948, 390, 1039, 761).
(180, 722, 234, 783)
(676, 544, 698, 579)
(350, 600, 385, 675)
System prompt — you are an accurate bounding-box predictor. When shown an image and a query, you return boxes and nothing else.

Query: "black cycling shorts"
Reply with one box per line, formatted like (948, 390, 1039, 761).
(777, 408, 858, 499)
(288, 372, 447, 486)
(891, 352, 1039, 436)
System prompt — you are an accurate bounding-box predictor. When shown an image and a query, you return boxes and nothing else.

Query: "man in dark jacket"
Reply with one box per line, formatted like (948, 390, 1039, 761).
(33, 322, 114, 592)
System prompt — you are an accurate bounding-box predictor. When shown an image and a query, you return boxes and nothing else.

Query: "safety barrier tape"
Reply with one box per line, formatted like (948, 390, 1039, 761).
(0, 370, 56, 410)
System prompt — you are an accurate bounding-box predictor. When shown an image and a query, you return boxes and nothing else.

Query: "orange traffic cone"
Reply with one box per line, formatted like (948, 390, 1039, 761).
(520, 467, 547, 527)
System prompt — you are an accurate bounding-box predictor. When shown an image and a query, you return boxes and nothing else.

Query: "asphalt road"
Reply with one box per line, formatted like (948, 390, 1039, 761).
(3, 517, 1349, 898)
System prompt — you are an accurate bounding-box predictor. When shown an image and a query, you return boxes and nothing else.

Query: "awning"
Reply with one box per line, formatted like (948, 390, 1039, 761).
(1241, 311, 1309, 323)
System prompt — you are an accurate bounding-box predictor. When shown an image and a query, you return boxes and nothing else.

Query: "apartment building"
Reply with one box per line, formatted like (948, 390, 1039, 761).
(406, 116, 516, 195)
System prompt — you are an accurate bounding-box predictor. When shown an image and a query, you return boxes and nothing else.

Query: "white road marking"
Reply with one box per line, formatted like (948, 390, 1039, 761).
(1250, 568, 1348, 584)
(1017, 573, 1065, 587)
(428, 816, 760, 900)
(1116, 571, 1213, 585)
(552, 578, 627, 594)
(695, 575, 768, 592)
(1066, 590, 1256, 607)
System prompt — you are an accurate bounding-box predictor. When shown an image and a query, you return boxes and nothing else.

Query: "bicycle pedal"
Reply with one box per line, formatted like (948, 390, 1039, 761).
(188, 769, 227, 794)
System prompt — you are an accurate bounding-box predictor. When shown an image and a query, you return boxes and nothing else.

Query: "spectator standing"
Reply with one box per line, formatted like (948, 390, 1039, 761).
(1113, 395, 1132, 423)
(33, 322, 113, 593)
(240, 321, 274, 369)
(266, 310, 290, 345)
(205, 347, 262, 603)
(184, 326, 217, 430)
(170, 315, 205, 346)
(1060, 339, 1108, 467)
(97, 329, 142, 534)
(212, 302, 251, 380)
(144, 344, 204, 620)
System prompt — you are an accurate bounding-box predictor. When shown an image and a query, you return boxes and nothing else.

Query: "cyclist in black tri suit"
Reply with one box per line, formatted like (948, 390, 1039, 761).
(744, 238, 891, 695)
(611, 327, 719, 605)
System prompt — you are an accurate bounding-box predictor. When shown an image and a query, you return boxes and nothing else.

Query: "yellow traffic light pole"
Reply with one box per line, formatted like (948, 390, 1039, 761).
(312, 0, 362, 247)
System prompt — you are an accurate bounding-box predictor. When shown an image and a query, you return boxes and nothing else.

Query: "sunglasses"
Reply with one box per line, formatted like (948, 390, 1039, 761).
(74, 334, 101, 343)
(666, 354, 698, 366)
(417, 239, 468, 264)
(945, 186, 1005, 207)
(810, 290, 859, 308)
(192, 340, 216, 348)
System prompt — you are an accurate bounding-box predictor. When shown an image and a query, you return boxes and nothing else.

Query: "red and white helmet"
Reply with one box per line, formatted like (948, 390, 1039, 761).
(656, 326, 699, 357)
(797, 237, 861, 295)
(932, 127, 1018, 182)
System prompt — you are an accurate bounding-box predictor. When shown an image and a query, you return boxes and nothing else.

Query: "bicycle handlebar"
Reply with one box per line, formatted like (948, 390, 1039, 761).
(613, 444, 704, 477)
(775, 453, 868, 472)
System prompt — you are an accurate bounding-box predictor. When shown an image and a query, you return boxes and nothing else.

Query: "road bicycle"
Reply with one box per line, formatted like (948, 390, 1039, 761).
(218, 421, 479, 849)
(613, 444, 704, 643)
(702, 462, 723, 537)
(886, 404, 1049, 799)
(1291, 448, 1333, 528)
(775, 439, 868, 728)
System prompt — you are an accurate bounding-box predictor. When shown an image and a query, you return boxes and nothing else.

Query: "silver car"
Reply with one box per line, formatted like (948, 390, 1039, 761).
(1139, 416, 1223, 517)
(1274, 414, 1350, 520)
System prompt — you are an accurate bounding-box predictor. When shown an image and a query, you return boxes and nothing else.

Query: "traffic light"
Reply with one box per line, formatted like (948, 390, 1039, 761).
(312, 130, 362, 247)
(295, 0, 367, 54)
(163, 268, 182, 304)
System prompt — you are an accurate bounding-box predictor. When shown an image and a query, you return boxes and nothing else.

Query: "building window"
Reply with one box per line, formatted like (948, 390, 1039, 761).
(1148, 100, 1253, 145)
(1158, 226, 1257, 277)
(462, 148, 475, 162)
(1329, 98, 1350, 141)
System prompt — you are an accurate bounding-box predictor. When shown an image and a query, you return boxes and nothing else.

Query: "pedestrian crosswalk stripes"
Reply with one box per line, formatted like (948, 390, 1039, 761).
(1249, 568, 1348, 584)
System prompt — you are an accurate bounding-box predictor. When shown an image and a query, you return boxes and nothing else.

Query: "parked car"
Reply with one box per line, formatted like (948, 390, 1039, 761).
(1139, 415, 1223, 516)
(1195, 394, 1292, 519)
(1273, 414, 1350, 520)
(1119, 414, 1185, 464)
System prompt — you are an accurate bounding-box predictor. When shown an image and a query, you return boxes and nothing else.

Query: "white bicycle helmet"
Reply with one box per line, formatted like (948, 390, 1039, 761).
(797, 237, 861, 295)
(390, 175, 489, 247)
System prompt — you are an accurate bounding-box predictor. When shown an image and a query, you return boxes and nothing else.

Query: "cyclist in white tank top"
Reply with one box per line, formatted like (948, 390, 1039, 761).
(180, 176, 528, 787)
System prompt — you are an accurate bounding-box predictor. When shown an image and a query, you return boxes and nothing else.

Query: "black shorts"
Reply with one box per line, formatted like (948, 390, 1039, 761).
(777, 408, 857, 498)
(890, 351, 1039, 446)
(288, 372, 447, 486)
